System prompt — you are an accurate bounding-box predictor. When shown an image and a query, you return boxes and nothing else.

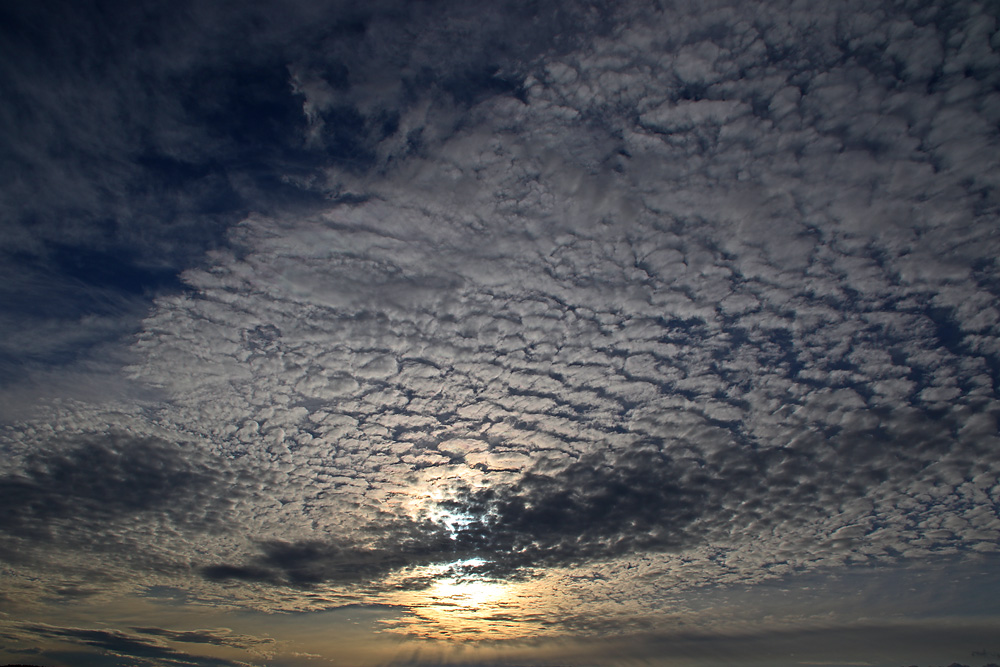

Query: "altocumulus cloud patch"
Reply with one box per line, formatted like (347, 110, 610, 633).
(1, 0, 1000, 662)
(0, 430, 275, 578)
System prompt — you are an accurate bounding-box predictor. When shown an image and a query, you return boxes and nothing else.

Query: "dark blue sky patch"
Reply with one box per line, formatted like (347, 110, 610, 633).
(0, 253, 170, 385)
(0, 241, 190, 383)
(132, 153, 221, 193)
(0, 0, 340, 272)
(47, 243, 186, 297)
(171, 59, 308, 159)
(313, 104, 378, 167)
(138, 585, 197, 605)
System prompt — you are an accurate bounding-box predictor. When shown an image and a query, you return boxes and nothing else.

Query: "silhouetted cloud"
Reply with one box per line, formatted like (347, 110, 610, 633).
(18, 624, 256, 667)
(129, 626, 275, 653)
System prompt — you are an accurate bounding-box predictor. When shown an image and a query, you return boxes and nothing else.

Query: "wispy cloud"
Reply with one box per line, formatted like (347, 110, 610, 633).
(14, 623, 263, 667)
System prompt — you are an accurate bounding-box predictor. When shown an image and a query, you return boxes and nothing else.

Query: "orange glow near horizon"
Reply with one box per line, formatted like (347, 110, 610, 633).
(379, 558, 551, 642)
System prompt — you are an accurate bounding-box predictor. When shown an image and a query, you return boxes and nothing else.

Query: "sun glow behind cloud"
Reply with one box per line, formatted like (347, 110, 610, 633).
(378, 559, 542, 642)
(429, 568, 507, 610)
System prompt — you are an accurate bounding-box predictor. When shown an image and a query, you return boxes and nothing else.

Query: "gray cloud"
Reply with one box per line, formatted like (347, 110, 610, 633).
(202, 533, 454, 588)
(16, 624, 257, 667)
(129, 626, 275, 653)
(1, 435, 220, 529)
(1, 0, 999, 656)
(0, 428, 284, 587)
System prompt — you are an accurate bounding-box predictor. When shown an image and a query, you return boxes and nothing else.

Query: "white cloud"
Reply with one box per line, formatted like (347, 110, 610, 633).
(2, 0, 1000, 648)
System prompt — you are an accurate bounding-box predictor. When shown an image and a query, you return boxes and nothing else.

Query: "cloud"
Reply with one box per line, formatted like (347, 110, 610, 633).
(0, 433, 248, 531)
(0, 426, 290, 590)
(201, 534, 455, 588)
(16, 623, 258, 667)
(1, 0, 1000, 652)
(446, 449, 714, 573)
(129, 627, 275, 654)
(0, 0, 621, 390)
(1, 435, 218, 530)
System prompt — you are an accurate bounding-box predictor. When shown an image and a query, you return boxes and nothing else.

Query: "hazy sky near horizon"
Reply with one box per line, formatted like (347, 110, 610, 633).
(2, 1, 1000, 666)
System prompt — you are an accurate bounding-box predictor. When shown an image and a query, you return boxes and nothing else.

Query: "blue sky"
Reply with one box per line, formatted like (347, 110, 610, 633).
(1, 1, 1000, 666)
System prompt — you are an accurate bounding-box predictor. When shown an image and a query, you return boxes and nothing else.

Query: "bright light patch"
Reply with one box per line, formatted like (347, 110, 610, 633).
(430, 574, 507, 609)
(429, 507, 475, 538)
(427, 559, 503, 609)
(378, 558, 545, 641)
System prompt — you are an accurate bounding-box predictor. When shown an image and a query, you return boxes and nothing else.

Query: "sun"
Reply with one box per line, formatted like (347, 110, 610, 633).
(428, 561, 508, 610)
(379, 558, 559, 641)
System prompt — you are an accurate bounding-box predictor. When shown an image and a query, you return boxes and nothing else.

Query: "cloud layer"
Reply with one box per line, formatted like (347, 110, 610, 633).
(2, 0, 999, 659)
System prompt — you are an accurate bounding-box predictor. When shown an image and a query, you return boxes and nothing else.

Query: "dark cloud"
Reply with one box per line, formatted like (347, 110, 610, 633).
(129, 627, 275, 652)
(446, 449, 715, 573)
(202, 529, 458, 588)
(19, 624, 254, 667)
(0, 433, 252, 562)
(436, 415, 993, 578)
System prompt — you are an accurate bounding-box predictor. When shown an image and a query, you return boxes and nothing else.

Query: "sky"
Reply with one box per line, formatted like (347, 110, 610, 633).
(1, 0, 1000, 666)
